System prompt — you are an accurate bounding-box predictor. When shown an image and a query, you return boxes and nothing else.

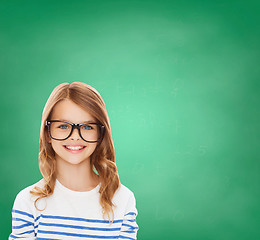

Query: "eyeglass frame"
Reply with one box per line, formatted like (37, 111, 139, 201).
(45, 120, 105, 143)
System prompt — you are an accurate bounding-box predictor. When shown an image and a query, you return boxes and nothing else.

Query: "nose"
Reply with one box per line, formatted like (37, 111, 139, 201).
(70, 127, 81, 140)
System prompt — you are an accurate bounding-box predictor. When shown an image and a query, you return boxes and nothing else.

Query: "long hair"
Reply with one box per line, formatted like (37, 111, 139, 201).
(30, 82, 120, 224)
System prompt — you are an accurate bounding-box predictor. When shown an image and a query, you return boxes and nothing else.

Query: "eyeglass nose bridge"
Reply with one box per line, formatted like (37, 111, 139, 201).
(68, 123, 82, 139)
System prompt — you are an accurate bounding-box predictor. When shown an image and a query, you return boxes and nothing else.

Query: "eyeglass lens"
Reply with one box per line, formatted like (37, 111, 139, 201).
(50, 122, 100, 141)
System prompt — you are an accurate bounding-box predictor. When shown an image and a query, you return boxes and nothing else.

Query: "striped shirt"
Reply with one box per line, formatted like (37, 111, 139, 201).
(9, 178, 139, 239)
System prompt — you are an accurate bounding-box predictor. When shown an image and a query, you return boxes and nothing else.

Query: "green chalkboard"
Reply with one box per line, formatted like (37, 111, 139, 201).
(1, 0, 259, 239)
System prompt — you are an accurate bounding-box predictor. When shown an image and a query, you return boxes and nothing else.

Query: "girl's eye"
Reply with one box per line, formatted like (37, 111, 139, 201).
(83, 125, 92, 130)
(58, 125, 69, 129)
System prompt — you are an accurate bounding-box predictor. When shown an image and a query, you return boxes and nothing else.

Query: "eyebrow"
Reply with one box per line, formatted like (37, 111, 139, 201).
(58, 119, 96, 124)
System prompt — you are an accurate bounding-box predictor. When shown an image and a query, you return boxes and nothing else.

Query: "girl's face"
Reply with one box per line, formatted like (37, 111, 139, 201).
(47, 99, 98, 165)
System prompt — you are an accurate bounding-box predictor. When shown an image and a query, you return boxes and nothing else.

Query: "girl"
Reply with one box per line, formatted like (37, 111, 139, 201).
(9, 82, 139, 239)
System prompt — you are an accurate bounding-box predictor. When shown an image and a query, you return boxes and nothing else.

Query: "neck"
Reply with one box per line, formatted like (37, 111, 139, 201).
(55, 157, 100, 192)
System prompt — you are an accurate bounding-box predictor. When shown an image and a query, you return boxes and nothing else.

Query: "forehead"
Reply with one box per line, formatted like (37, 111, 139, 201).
(50, 99, 95, 123)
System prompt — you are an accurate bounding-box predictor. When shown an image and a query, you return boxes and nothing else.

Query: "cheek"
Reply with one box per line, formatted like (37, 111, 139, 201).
(50, 141, 63, 154)
(86, 144, 98, 154)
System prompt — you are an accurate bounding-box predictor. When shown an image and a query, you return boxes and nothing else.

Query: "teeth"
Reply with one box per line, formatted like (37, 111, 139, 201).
(65, 146, 84, 150)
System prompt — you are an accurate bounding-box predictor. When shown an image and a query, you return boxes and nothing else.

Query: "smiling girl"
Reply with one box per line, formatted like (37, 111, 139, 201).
(9, 82, 139, 239)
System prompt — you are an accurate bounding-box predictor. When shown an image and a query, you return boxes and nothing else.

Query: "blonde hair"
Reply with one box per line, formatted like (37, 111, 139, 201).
(30, 82, 120, 224)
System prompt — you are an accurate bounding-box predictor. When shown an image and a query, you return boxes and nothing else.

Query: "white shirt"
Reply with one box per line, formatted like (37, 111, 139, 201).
(9, 178, 139, 239)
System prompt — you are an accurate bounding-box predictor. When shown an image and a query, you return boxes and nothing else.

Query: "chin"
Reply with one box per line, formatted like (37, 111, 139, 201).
(64, 159, 86, 166)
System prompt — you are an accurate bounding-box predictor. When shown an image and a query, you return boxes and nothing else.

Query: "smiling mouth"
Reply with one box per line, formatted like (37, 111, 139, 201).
(63, 145, 86, 150)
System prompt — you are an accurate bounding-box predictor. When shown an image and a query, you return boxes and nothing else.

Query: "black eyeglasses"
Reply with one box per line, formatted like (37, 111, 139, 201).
(46, 120, 105, 143)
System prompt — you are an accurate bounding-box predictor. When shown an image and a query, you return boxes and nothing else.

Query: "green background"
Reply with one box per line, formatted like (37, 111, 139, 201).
(1, 0, 260, 239)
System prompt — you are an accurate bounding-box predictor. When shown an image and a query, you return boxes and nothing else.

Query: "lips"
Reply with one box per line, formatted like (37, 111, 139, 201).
(63, 145, 86, 148)
(63, 145, 86, 153)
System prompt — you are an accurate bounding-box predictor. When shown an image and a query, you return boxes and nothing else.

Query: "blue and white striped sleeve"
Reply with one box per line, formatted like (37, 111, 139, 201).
(9, 189, 36, 240)
(119, 191, 139, 240)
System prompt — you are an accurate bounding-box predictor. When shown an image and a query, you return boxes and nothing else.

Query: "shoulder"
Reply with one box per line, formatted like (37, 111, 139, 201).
(113, 182, 137, 204)
(13, 178, 45, 206)
(116, 182, 134, 195)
